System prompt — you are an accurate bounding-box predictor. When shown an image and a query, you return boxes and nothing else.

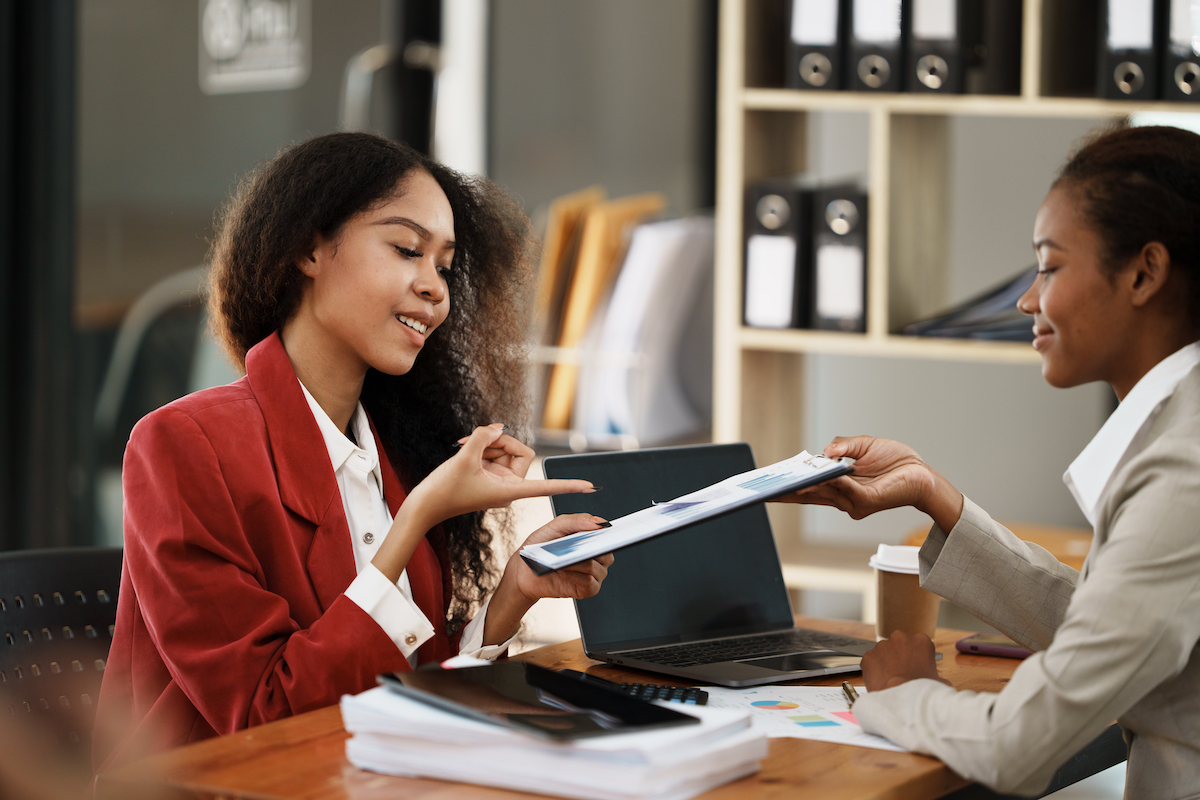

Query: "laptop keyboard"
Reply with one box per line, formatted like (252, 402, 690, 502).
(620, 630, 868, 668)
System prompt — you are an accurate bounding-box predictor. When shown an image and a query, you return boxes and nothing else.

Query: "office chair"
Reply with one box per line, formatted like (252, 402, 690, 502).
(0, 547, 123, 776)
(92, 265, 239, 546)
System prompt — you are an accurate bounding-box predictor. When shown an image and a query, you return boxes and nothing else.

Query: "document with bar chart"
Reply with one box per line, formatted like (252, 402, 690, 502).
(702, 686, 905, 752)
(520, 451, 854, 574)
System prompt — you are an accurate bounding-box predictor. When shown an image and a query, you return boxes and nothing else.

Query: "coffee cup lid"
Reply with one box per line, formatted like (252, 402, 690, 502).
(868, 544, 920, 575)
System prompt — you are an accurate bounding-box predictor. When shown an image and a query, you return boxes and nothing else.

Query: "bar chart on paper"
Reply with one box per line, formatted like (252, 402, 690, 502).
(704, 686, 905, 752)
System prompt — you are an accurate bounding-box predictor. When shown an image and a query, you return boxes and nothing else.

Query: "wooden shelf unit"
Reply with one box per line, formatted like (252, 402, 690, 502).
(714, 0, 1191, 446)
(713, 0, 1167, 600)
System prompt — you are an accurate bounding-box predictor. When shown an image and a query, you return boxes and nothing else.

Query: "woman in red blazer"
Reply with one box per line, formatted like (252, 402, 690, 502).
(94, 133, 612, 772)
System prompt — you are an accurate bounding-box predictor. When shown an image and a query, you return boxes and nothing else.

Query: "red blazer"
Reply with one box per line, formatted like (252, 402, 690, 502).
(94, 332, 456, 772)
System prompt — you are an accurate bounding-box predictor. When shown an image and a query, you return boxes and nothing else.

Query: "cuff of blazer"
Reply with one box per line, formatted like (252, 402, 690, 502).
(345, 564, 436, 662)
(918, 495, 991, 600)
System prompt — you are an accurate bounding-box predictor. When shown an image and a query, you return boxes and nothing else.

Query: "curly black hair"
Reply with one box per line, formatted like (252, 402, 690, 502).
(208, 132, 534, 631)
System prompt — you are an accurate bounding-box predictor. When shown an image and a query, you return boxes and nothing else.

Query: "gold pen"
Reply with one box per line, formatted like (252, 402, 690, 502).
(842, 681, 860, 708)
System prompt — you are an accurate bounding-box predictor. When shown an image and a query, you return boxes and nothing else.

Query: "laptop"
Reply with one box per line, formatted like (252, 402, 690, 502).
(544, 443, 876, 688)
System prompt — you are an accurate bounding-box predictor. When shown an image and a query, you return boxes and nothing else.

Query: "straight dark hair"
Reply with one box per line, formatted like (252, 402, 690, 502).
(1055, 124, 1200, 330)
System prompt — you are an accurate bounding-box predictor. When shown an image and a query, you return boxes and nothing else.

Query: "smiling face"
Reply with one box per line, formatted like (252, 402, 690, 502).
(299, 168, 455, 379)
(1020, 185, 1137, 391)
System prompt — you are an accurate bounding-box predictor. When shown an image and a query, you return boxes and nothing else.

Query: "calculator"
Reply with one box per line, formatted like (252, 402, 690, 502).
(559, 669, 708, 705)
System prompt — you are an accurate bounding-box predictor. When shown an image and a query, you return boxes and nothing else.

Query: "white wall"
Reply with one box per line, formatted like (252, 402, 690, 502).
(488, 0, 712, 217)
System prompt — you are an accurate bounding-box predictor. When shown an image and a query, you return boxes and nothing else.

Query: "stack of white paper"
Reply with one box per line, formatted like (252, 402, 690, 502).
(342, 686, 767, 800)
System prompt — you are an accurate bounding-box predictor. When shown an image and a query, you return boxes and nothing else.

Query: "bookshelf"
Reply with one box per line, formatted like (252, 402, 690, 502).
(713, 0, 1186, 599)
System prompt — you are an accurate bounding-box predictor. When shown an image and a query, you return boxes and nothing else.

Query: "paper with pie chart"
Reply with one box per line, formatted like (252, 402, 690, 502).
(701, 686, 905, 752)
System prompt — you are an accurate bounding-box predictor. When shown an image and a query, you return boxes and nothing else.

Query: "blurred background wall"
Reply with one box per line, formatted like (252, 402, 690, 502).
(0, 0, 1173, 562)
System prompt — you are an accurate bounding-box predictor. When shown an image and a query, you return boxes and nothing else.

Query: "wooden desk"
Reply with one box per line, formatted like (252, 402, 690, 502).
(93, 618, 1030, 800)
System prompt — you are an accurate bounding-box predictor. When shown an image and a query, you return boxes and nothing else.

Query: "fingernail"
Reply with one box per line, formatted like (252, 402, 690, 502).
(590, 485, 603, 491)
(594, 520, 612, 528)
(451, 442, 464, 449)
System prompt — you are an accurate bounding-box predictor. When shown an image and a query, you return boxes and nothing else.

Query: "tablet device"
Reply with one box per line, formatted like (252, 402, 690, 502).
(378, 662, 699, 741)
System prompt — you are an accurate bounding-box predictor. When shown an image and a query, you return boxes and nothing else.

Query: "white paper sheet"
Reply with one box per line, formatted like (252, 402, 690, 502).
(791, 0, 839, 46)
(702, 685, 906, 752)
(1108, 0, 1154, 49)
(744, 234, 798, 329)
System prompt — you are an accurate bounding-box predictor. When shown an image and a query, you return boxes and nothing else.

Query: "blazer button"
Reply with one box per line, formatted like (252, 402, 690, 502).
(362, 532, 375, 544)
(405, 634, 418, 645)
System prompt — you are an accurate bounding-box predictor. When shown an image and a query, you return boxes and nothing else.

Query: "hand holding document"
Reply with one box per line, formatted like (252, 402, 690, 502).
(520, 451, 854, 574)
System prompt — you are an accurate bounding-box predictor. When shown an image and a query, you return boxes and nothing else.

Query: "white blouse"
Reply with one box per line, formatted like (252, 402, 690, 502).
(299, 382, 516, 666)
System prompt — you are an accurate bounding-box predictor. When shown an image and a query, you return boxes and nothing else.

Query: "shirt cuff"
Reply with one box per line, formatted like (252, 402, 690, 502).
(457, 594, 519, 660)
(344, 564, 435, 661)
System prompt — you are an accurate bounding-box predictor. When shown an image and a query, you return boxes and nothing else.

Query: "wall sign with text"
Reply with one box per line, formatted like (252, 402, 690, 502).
(199, 0, 311, 94)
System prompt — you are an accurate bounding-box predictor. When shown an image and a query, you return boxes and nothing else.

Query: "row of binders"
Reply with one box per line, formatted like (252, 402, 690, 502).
(787, 0, 1022, 94)
(743, 179, 868, 332)
(534, 188, 713, 447)
(1095, 0, 1200, 101)
(788, 0, 1200, 101)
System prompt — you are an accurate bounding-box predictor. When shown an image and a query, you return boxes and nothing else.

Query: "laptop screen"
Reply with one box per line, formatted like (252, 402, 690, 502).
(544, 443, 794, 653)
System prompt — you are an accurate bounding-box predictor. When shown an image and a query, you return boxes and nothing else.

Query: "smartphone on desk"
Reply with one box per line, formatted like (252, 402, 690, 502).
(955, 633, 1033, 659)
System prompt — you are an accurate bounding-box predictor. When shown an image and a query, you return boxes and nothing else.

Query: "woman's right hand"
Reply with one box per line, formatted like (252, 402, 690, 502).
(372, 425, 594, 584)
(407, 424, 595, 527)
(777, 436, 963, 531)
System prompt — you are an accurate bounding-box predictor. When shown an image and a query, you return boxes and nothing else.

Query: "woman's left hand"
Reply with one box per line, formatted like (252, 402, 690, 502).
(506, 513, 616, 602)
(483, 513, 616, 645)
(861, 630, 952, 692)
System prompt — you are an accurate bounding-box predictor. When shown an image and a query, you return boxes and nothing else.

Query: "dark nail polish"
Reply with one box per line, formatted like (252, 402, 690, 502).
(595, 521, 612, 528)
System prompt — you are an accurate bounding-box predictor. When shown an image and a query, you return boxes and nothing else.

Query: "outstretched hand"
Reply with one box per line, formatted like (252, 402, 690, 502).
(408, 424, 595, 528)
(775, 436, 963, 531)
(373, 424, 595, 587)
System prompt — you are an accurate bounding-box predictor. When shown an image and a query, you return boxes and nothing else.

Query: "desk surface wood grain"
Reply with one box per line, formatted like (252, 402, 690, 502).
(97, 618, 1019, 800)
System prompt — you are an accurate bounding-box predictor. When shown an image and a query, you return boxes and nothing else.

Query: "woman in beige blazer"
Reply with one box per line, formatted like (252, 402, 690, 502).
(789, 125, 1200, 798)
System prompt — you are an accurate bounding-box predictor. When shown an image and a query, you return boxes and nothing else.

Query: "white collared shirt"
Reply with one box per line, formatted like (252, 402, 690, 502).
(1064, 341, 1200, 526)
(299, 382, 515, 665)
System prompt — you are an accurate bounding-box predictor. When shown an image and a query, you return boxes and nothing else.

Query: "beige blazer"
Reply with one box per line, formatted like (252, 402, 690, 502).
(853, 364, 1200, 799)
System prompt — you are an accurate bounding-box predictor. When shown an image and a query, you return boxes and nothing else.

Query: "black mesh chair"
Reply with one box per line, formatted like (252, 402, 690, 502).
(0, 547, 123, 778)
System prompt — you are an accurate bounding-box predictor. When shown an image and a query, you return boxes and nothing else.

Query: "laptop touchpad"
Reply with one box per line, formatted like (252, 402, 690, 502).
(740, 651, 862, 672)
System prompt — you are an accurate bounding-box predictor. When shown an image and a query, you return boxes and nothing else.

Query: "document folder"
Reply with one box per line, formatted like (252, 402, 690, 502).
(521, 450, 854, 574)
(787, 0, 847, 90)
(905, 0, 963, 93)
(901, 265, 1037, 342)
(1163, 0, 1200, 100)
(743, 180, 812, 329)
(1098, 0, 1164, 100)
(849, 0, 904, 91)
(963, 0, 1023, 94)
(811, 185, 867, 332)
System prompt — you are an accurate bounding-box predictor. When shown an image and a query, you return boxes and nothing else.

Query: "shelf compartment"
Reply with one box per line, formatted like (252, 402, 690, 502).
(741, 88, 1200, 118)
(737, 326, 1042, 364)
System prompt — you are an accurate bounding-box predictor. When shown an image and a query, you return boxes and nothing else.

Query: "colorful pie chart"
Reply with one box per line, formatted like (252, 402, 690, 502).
(750, 700, 799, 710)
